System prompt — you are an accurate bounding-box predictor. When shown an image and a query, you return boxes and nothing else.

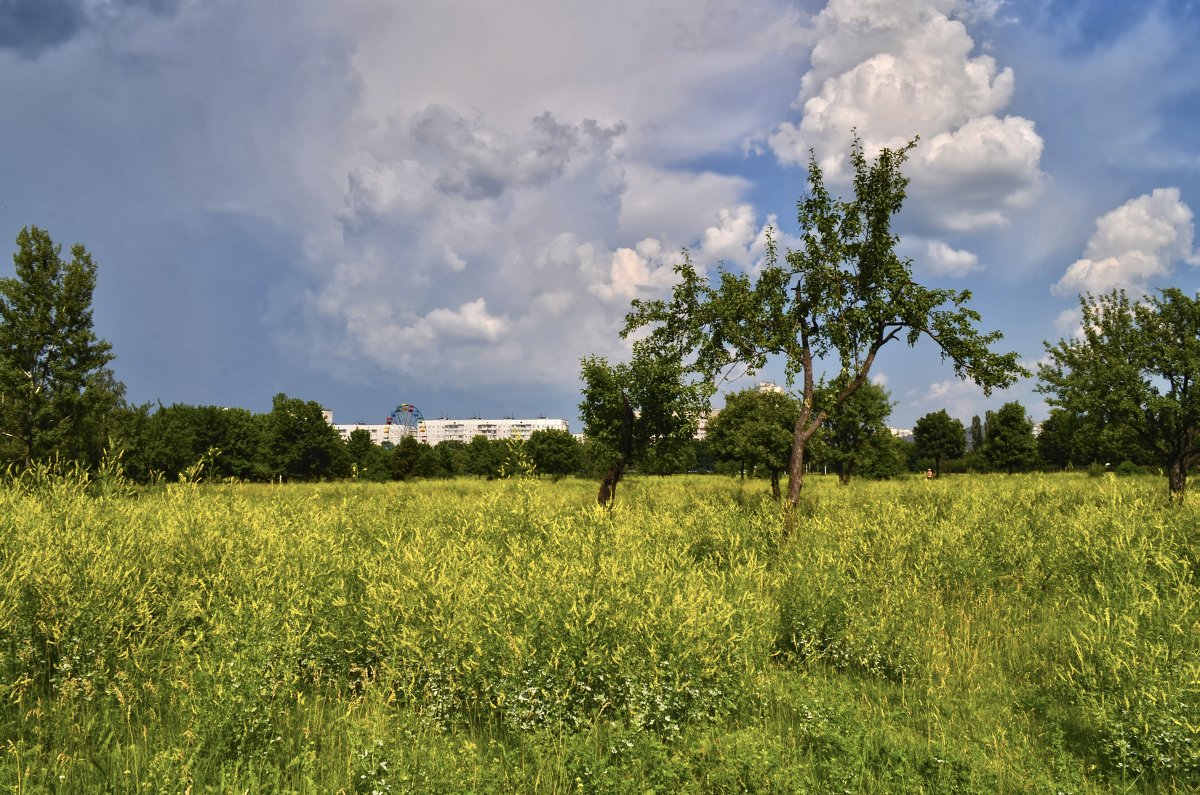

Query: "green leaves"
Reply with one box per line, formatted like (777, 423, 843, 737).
(980, 401, 1038, 474)
(814, 381, 895, 484)
(579, 344, 708, 468)
(707, 388, 800, 497)
(0, 226, 118, 467)
(1039, 288, 1200, 497)
(622, 136, 1025, 503)
(912, 410, 965, 476)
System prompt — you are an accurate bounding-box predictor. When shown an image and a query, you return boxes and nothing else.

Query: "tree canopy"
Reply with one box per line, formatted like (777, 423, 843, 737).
(579, 344, 706, 505)
(1039, 288, 1200, 498)
(0, 226, 121, 468)
(814, 380, 894, 485)
(706, 388, 799, 498)
(623, 137, 1025, 507)
(260, 393, 351, 481)
(912, 409, 965, 476)
(525, 428, 582, 479)
(981, 401, 1037, 474)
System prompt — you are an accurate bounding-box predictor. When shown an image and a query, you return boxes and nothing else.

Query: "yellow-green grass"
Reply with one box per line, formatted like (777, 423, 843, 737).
(1, 473, 1195, 792)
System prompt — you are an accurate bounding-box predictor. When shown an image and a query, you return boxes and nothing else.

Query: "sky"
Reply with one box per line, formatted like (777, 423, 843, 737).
(2, 0, 1199, 430)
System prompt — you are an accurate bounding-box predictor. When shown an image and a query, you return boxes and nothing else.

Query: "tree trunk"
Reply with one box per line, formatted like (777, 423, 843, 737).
(597, 458, 626, 507)
(597, 395, 636, 508)
(786, 418, 824, 507)
(770, 470, 781, 500)
(1167, 456, 1187, 501)
(786, 434, 806, 506)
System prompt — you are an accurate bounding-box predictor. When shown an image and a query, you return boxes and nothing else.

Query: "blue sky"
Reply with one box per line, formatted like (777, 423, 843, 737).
(2, 0, 1198, 430)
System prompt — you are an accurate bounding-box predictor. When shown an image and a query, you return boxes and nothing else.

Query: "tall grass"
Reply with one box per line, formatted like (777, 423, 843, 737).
(0, 473, 1195, 792)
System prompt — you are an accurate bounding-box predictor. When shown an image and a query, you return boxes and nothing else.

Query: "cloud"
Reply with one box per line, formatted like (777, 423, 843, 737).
(618, 165, 752, 245)
(312, 101, 689, 386)
(701, 205, 760, 265)
(767, 0, 1045, 232)
(442, 245, 467, 273)
(292, 1, 814, 391)
(912, 377, 985, 420)
(925, 239, 983, 276)
(1052, 188, 1200, 297)
(912, 114, 1045, 230)
(590, 242, 680, 302)
(0, 0, 85, 56)
(424, 299, 509, 342)
(1053, 307, 1082, 335)
(0, 0, 184, 58)
(342, 0, 806, 161)
(407, 107, 622, 201)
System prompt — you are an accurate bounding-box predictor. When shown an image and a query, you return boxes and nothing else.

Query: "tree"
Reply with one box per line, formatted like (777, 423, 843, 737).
(856, 432, 908, 480)
(260, 393, 351, 481)
(346, 428, 392, 481)
(390, 435, 436, 480)
(969, 415, 984, 452)
(639, 437, 698, 476)
(815, 381, 893, 485)
(465, 435, 504, 478)
(0, 226, 120, 468)
(525, 428, 581, 480)
(108, 402, 269, 483)
(432, 439, 470, 477)
(623, 138, 1024, 508)
(691, 438, 715, 474)
(1039, 288, 1200, 499)
(579, 343, 707, 506)
(982, 401, 1037, 474)
(1036, 409, 1077, 469)
(912, 410, 965, 476)
(706, 388, 800, 498)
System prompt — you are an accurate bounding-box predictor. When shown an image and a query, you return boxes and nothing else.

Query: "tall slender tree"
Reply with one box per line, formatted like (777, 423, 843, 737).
(969, 415, 984, 452)
(0, 226, 119, 468)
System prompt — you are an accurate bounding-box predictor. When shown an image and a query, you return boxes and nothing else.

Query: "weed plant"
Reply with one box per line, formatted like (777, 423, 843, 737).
(0, 471, 1195, 792)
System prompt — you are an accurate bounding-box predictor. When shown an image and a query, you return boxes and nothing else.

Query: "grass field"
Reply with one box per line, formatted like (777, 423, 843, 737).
(1, 472, 1196, 793)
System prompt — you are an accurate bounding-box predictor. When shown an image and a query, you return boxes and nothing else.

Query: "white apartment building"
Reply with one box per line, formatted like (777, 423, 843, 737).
(330, 420, 419, 446)
(421, 417, 569, 445)
(327, 412, 568, 446)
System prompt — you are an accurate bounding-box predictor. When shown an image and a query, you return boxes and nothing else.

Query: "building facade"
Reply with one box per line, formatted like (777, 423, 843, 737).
(327, 412, 569, 446)
(421, 417, 569, 445)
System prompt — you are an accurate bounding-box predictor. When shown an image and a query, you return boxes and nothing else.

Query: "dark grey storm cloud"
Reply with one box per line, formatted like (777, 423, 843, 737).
(0, 0, 182, 57)
(0, 0, 84, 56)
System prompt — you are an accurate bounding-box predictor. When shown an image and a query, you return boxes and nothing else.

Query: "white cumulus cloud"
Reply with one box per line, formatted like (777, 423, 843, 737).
(767, 0, 1044, 232)
(912, 377, 984, 419)
(925, 239, 983, 276)
(423, 299, 509, 342)
(1052, 188, 1200, 297)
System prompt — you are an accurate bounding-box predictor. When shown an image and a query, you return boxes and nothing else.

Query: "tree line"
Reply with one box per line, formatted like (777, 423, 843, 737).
(6, 129, 1200, 500)
(0, 226, 591, 484)
(114, 398, 596, 483)
(579, 138, 1200, 502)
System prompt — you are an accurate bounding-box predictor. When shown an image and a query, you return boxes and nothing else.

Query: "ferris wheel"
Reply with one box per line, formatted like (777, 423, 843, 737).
(383, 403, 425, 444)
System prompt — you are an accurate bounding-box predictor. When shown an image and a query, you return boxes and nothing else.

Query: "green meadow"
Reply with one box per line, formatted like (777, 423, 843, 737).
(1, 473, 1196, 793)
